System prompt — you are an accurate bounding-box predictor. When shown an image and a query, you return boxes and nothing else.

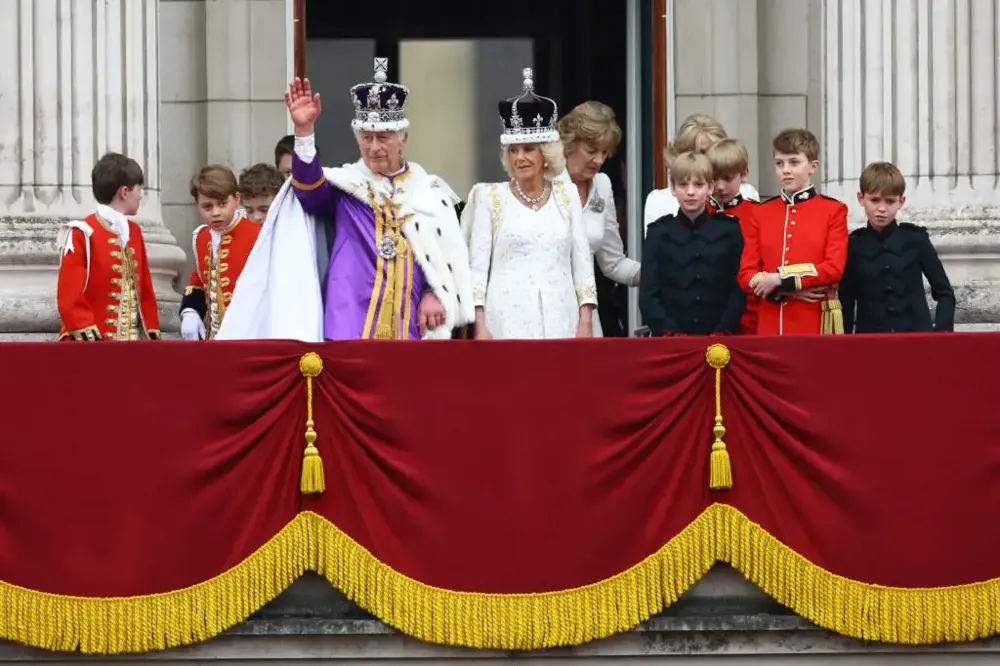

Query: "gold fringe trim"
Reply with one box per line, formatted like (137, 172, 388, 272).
(309, 511, 714, 650)
(3, 507, 1000, 654)
(712, 503, 1000, 644)
(0, 515, 314, 654)
(314, 506, 1000, 649)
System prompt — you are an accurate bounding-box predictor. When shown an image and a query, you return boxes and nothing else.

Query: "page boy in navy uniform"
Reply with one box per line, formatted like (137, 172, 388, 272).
(840, 161, 955, 333)
(640, 152, 745, 336)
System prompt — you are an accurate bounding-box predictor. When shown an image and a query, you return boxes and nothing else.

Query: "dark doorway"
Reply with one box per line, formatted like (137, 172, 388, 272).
(305, 1, 626, 108)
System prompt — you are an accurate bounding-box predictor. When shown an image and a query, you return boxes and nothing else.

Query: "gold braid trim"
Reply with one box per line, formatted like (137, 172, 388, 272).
(3, 507, 1000, 653)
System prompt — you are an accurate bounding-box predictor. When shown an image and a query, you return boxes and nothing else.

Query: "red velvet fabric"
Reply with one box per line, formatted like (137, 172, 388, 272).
(0, 341, 303, 596)
(722, 333, 1000, 586)
(0, 334, 998, 597)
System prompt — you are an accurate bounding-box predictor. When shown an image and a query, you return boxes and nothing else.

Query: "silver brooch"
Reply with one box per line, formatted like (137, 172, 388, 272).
(588, 197, 606, 213)
(377, 236, 397, 260)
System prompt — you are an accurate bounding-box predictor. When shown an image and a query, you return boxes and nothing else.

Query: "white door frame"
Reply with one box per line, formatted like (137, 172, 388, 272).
(625, 0, 643, 334)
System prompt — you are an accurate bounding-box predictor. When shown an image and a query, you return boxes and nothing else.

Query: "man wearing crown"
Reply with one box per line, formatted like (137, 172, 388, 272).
(217, 59, 474, 341)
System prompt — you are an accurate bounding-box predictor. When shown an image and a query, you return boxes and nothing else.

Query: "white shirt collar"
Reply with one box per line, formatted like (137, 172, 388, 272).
(97, 204, 129, 233)
(209, 211, 241, 258)
(96, 204, 131, 247)
(209, 211, 241, 238)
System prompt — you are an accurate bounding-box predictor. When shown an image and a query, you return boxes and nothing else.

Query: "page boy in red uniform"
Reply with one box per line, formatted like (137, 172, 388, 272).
(738, 128, 848, 335)
(56, 153, 161, 341)
(706, 138, 759, 334)
(179, 165, 261, 340)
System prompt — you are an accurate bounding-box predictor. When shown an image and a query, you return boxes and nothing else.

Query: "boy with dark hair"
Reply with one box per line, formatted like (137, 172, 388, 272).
(56, 152, 161, 341)
(706, 138, 759, 334)
(840, 162, 954, 333)
(179, 165, 260, 340)
(274, 135, 295, 180)
(738, 128, 849, 335)
(640, 152, 745, 336)
(239, 163, 284, 223)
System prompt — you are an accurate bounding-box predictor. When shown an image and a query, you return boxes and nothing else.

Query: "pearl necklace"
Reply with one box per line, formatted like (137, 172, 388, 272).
(512, 179, 550, 211)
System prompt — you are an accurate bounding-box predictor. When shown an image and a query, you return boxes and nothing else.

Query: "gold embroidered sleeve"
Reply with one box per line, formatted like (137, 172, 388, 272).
(777, 263, 818, 291)
(60, 325, 103, 341)
(576, 285, 598, 305)
(467, 184, 497, 308)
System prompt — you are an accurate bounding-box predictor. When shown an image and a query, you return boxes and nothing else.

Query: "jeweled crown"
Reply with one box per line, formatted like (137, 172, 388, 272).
(498, 68, 560, 145)
(349, 58, 410, 132)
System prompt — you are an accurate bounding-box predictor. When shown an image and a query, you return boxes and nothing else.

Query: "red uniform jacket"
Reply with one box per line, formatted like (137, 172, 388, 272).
(737, 186, 848, 335)
(56, 213, 161, 341)
(709, 193, 760, 335)
(179, 217, 260, 339)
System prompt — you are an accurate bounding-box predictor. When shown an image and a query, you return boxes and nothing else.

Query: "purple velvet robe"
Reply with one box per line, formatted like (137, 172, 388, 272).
(291, 154, 427, 340)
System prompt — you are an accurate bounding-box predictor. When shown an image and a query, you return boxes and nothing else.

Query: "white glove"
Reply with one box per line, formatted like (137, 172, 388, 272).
(180, 310, 206, 341)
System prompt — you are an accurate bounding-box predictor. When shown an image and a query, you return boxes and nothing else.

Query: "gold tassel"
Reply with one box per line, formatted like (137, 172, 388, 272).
(705, 344, 732, 491)
(822, 298, 845, 335)
(298, 352, 325, 494)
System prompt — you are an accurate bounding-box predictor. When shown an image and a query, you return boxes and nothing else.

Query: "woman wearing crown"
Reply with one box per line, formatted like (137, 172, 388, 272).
(462, 69, 597, 340)
(218, 59, 474, 341)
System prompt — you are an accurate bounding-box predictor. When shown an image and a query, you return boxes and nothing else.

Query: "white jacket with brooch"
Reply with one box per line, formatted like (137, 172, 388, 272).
(559, 171, 640, 337)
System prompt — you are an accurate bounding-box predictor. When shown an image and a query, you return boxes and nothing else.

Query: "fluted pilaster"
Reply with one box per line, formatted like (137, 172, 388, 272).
(821, 0, 1000, 324)
(0, 0, 184, 338)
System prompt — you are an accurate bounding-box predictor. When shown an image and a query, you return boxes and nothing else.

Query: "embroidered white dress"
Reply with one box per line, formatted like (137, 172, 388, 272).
(465, 181, 597, 339)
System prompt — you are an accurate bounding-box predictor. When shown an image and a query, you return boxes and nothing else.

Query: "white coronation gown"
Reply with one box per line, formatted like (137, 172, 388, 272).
(465, 181, 598, 339)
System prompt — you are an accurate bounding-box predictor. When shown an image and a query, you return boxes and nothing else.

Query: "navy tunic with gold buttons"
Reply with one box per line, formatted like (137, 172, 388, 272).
(840, 221, 955, 333)
(639, 210, 745, 336)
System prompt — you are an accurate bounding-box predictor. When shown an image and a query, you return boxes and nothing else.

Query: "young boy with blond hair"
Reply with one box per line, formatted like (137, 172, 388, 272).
(738, 128, 849, 335)
(640, 152, 745, 336)
(706, 138, 759, 334)
(839, 162, 954, 333)
(179, 165, 261, 340)
(238, 163, 284, 224)
(643, 114, 761, 234)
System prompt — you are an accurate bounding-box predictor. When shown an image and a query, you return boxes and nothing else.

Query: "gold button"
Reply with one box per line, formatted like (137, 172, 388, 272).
(791, 221, 796, 225)
(787, 234, 792, 238)
(792, 208, 797, 213)
(784, 260, 789, 265)
(785, 247, 790, 251)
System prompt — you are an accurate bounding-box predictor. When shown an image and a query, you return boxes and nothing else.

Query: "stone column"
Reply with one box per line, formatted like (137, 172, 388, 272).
(204, 0, 288, 169)
(820, 0, 1000, 327)
(0, 0, 185, 339)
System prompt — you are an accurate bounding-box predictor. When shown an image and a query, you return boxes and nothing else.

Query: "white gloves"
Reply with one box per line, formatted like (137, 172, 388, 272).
(180, 309, 206, 341)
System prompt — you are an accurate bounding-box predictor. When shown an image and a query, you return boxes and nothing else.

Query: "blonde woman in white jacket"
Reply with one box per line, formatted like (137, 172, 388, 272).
(557, 101, 640, 337)
(643, 114, 760, 233)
